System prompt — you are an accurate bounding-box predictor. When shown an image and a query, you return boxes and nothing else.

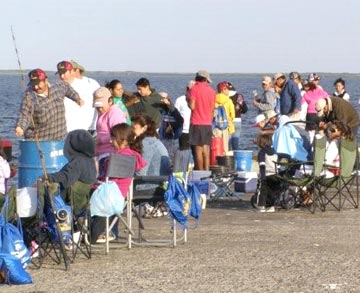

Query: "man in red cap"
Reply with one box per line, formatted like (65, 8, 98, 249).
(15, 68, 84, 140)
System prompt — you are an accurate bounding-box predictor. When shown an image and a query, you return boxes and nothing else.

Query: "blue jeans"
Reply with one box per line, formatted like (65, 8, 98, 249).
(230, 121, 242, 150)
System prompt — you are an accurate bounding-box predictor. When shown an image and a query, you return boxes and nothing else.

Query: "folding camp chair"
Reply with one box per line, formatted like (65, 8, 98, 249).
(97, 153, 137, 254)
(68, 181, 92, 260)
(31, 181, 71, 270)
(128, 174, 187, 248)
(274, 134, 327, 213)
(317, 138, 359, 211)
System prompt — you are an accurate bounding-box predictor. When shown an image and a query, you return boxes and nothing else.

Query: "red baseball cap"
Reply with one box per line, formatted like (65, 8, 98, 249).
(28, 69, 47, 86)
(56, 61, 73, 75)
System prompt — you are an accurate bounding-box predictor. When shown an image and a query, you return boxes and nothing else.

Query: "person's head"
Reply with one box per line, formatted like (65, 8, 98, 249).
(261, 76, 272, 90)
(105, 79, 124, 98)
(289, 72, 301, 85)
(70, 60, 85, 78)
(273, 73, 286, 88)
(308, 73, 321, 87)
(326, 120, 354, 141)
(256, 133, 273, 149)
(136, 78, 152, 97)
(28, 68, 48, 94)
(56, 61, 74, 83)
(131, 114, 158, 138)
(93, 87, 113, 114)
(110, 123, 142, 153)
(217, 81, 230, 94)
(0, 137, 7, 160)
(195, 70, 212, 83)
(333, 78, 346, 93)
(264, 109, 278, 126)
(315, 97, 330, 118)
(64, 129, 95, 159)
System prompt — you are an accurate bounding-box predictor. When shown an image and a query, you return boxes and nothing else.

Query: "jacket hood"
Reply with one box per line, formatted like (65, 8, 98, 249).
(215, 93, 231, 105)
(64, 129, 95, 160)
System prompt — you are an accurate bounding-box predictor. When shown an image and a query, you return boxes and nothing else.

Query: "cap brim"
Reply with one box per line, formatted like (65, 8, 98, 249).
(316, 110, 324, 117)
(93, 101, 104, 107)
(28, 79, 40, 86)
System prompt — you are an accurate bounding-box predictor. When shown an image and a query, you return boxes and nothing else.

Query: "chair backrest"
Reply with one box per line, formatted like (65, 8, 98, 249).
(106, 153, 137, 179)
(339, 138, 357, 177)
(313, 135, 326, 176)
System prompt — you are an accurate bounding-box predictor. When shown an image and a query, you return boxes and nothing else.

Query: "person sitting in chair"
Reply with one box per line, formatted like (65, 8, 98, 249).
(44, 129, 97, 215)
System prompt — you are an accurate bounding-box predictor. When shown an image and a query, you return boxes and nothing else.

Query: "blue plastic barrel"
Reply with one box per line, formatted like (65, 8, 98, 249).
(18, 140, 68, 188)
(234, 150, 253, 171)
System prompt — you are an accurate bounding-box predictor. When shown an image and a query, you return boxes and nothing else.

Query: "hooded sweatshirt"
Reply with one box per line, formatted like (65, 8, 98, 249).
(47, 129, 97, 189)
(215, 93, 235, 134)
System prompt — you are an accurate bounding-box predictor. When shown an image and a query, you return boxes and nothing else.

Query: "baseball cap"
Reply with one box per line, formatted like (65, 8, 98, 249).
(158, 91, 169, 99)
(28, 68, 47, 86)
(93, 87, 111, 107)
(56, 61, 73, 75)
(262, 76, 272, 85)
(253, 114, 266, 127)
(196, 70, 212, 83)
(227, 82, 237, 96)
(289, 72, 301, 80)
(308, 73, 320, 82)
(217, 81, 229, 92)
(70, 60, 85, 72)
(315, 98, 327, 117)
(273, 73, 285, 81)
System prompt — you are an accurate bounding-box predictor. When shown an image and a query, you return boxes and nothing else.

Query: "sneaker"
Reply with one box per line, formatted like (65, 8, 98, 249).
(258, 206, 266, 212)
(96, 233, 115, 243)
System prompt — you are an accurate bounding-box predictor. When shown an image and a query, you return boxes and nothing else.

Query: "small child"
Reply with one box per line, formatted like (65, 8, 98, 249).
(94, 123, 146, 243)
(105, 123, 147, 197)
(45, 129, 97, 213)
(0, 139, 11, 207)
(256, 133, 278, 213)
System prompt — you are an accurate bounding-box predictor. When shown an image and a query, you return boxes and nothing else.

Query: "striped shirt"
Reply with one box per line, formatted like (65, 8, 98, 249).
(17, 81, 80, 140)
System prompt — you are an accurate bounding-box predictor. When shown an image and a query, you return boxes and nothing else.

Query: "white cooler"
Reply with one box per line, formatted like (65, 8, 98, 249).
(234, 171, 258, 193)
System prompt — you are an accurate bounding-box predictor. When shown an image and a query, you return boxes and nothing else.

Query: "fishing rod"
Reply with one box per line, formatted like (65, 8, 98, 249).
(11, 25, 49, 181)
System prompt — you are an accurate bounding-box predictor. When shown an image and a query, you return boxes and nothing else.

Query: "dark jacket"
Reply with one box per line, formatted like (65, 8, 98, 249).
(47, 130, 97, 189)
(280, 80, 302, 115)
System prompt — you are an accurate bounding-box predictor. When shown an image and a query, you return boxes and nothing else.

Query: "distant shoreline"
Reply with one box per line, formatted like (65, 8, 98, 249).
(0, 70, 359, 76)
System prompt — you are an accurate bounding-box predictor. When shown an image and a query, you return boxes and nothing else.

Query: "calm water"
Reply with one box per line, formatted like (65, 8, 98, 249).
(1, 71, 360, 160)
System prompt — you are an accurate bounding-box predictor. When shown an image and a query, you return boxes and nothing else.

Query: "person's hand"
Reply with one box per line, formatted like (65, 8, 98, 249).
(319, 121, 327, 130)
(77, 98, 85, 107)
(15, 126, 24, 137)
(253, 100, 259, 107)
(161, 96, 171, 106)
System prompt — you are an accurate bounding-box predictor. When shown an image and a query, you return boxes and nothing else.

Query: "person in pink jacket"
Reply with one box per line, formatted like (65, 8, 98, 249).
(93, 87, 127, 177)
(302, 80, 329, 132)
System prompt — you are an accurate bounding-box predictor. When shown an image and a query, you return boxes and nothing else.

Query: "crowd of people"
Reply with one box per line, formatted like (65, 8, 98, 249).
(1, 64, 358, 234)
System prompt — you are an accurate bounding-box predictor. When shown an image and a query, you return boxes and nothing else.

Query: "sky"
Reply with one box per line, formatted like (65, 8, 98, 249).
(1, 0, 360, 73)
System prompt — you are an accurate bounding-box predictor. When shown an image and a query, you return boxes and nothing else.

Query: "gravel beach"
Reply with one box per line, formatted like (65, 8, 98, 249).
(4, 194, 360, 293)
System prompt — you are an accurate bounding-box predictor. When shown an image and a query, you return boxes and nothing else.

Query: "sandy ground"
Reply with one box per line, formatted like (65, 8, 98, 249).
(4, 193, 360, 293)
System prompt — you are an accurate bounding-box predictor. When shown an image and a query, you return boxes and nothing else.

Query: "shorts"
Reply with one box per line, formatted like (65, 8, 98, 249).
(189, 125, 212, 146)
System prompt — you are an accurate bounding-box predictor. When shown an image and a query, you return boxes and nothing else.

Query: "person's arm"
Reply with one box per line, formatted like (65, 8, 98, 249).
(290, 82, 302, 113)
(255, 91, 277, 111)
(47, 160, 81, 189)
(15, 91, 33, 137)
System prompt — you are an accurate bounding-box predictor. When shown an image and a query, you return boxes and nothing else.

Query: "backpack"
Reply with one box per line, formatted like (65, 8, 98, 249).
(213, 105, 228, 130)
(164, 175, 190, 230)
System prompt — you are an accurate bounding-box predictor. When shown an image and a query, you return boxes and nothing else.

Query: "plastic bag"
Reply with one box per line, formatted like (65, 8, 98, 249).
(0, 252, 32, 285)
(90, 181, 124, 217)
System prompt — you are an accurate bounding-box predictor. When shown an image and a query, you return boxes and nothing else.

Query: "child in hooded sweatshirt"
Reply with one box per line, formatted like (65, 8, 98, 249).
(214, 81, 235, 153)
(45, 129, 97, 213)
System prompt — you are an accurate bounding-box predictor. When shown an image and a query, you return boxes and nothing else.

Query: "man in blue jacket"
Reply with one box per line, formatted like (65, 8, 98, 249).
(273, 73, 302, 119)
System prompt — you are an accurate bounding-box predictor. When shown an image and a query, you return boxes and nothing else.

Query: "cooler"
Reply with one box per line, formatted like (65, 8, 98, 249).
(234, 171, 258, 193)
